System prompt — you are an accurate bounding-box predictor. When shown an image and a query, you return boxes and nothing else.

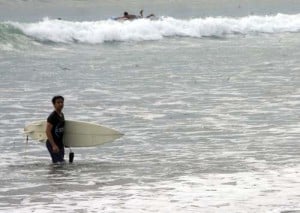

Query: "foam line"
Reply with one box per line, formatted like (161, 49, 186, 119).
(4, 13, 300, 44)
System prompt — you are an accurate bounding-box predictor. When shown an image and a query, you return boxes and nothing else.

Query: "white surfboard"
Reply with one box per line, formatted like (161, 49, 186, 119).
(24, 120, 124, 147)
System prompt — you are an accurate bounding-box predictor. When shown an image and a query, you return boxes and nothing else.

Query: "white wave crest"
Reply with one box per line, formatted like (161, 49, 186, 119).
(9, 13, 300, 43)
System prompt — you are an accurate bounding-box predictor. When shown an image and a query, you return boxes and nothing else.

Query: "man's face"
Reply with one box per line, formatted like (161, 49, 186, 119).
(54, 98, 64, 111)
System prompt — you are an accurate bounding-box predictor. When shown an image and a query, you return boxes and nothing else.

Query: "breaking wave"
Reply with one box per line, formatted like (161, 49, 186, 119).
(1, 13, 300, 44)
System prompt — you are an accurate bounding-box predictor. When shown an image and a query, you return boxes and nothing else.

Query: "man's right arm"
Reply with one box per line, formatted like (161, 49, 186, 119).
(46, 122, 59, 153)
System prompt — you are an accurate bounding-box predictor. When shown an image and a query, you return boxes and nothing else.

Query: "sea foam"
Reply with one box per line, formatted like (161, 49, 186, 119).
(5, 13, 300, 44)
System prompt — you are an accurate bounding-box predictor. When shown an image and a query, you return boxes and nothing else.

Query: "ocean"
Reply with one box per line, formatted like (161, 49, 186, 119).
(0, 0, 300, 212)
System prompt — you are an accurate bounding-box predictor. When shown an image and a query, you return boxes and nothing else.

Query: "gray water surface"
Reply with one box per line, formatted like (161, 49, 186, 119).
(0, 1, 300, 212)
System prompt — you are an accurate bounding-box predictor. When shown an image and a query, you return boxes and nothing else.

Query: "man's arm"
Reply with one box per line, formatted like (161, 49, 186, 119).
(46, 122, 59, 153)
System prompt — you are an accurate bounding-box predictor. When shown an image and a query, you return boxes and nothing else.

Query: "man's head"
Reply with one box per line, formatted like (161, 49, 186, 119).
(124, 12, 128, 16)
(52, 95, 64, 112)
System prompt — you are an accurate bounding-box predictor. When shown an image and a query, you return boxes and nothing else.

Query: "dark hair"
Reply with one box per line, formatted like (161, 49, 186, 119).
(52, 95, 64, 104)
(124, 12, 128, 16)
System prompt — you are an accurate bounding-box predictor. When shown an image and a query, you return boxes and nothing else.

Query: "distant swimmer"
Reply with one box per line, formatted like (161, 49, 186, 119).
(115, 10, 155, 20)
(115, 11, 138, 20)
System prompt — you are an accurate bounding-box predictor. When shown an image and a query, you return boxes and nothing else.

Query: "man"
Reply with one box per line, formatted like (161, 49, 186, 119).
(45, 95, 65, 163)
(115, 11, 137, 20)
(115, 10, 155, 20)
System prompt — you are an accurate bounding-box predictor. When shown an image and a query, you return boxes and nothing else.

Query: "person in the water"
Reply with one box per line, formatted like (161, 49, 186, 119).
(118, 11, 137, 20)
(45, 96, 65, 163)
(115, 10, 155, 20)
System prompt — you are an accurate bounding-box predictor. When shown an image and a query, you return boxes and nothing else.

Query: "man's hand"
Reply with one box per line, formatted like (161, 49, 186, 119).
(52, 144, 59, 153)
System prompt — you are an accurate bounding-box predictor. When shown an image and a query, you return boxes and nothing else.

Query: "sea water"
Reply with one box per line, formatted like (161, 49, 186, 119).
(0, 0, 300, 212)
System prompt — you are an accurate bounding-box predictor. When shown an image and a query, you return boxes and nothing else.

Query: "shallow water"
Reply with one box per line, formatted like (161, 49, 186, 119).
(0, 1, 300, 212)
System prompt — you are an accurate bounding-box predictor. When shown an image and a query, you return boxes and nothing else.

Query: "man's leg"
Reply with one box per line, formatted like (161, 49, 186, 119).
(46, 142, 65, 163)
(57, 148, 65, 162)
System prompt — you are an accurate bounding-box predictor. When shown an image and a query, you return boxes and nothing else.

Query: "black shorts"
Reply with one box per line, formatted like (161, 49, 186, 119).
(46, 141, 65, 163)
